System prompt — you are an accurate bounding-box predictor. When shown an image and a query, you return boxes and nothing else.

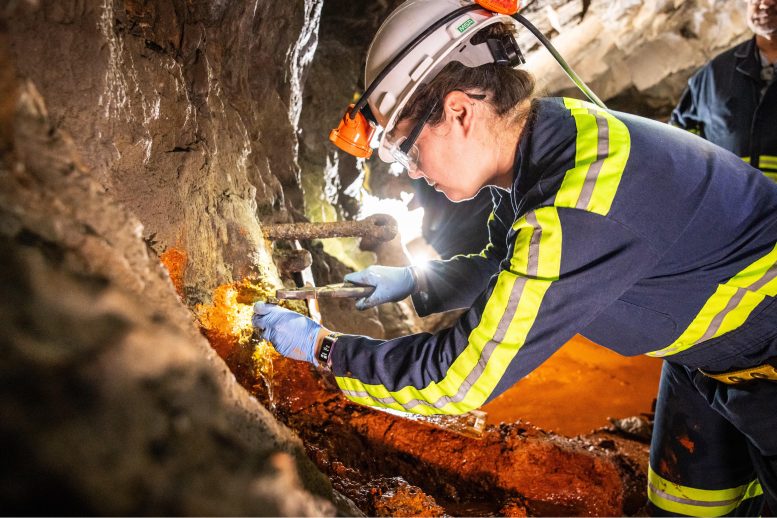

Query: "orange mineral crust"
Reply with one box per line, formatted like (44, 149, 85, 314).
(228, 350, 648, 516)
(159, 247, 187, 297)
(195, 278, 302, 359)
(196, 281, 650, 516)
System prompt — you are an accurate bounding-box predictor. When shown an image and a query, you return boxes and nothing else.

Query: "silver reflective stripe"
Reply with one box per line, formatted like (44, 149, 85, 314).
(694, 262, 777, 346)
(696, 287, 748, 344)
(576, 109, 610, 210)
(750, 262, 777, 291)
(648, 482, 742, 508)
(526, 211, 541, 276)
(342, 215, 543, 411)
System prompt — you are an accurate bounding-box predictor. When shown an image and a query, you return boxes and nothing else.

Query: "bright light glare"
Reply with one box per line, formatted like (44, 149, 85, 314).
(389, 162, 405, 175)
(409, 249, 431, 266)
(358, 190, 424, 246)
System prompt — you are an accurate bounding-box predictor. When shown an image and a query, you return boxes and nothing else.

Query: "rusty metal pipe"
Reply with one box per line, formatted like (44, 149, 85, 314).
(262, 214, 398, 243)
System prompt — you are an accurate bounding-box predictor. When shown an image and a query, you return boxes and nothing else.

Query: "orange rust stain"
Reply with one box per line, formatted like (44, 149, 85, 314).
(195, 278, 273, 359)
(482, 335, 662, 435)
(159, 247, 187, 297)
(678, 435, 695, 453)
(196, 283, 253, 358)
(243, 353, 637, 517)
(195, 278, 306, 360)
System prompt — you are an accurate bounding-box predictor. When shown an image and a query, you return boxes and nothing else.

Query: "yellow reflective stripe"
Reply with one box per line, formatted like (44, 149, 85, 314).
(759, 155, 777, 168)
(648, 242, 777, 357)
(742, 155, 777, 177)
(648, 465, 762, 516)
(741, 156, 751, 164)
(478, 211, 497, 258)
(557, 98, 631, 216)
(335, 207, 563, 415)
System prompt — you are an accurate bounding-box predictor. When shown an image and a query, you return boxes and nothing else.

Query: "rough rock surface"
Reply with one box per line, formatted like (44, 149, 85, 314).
(520, 0, 749, 118)
(0, 75, 348, 515)
(7, 0, 322, 304)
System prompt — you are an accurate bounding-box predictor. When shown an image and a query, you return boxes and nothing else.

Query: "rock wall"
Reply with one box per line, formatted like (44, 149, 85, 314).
(519, 0, 749, 117)
(7, 0, 325, 304)
(0, 0, 358, 514)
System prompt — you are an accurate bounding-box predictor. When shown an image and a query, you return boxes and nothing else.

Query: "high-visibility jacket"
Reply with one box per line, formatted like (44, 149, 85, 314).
(671, 37, 777, 181)
(329, 97, 777, 416)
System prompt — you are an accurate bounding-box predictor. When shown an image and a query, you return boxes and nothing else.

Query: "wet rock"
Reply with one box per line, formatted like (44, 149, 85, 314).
(0, 59, 344, 515)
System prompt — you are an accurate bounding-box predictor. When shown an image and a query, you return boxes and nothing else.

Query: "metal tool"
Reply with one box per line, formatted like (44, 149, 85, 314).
(379, 407, 488, 440)
(262, 214, 398, 243)
(276, 282, 375, 300)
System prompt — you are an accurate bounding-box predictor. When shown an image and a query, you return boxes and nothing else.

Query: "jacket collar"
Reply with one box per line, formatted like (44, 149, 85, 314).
(735, 36, 762, 80)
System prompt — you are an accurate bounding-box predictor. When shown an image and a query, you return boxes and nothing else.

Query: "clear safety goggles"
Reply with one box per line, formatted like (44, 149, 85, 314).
(386, 100, 439, 174)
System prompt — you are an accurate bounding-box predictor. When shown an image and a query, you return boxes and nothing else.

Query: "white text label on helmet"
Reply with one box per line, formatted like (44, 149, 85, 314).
(410, 56, 434, 82)
(446, 16, 476, 39)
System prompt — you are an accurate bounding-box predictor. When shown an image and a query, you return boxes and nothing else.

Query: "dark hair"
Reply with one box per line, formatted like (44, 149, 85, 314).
(397, 23, 535, 127)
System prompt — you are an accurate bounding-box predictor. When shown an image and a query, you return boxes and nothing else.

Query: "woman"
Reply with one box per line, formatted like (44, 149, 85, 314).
(254, 1, 777, 514)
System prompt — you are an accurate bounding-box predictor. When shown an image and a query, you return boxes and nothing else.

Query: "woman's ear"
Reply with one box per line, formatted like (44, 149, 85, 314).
(442, 90, 475, 136)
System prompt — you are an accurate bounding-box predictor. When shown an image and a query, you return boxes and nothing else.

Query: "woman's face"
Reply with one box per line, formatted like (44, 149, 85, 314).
(389, 92, 496, 202)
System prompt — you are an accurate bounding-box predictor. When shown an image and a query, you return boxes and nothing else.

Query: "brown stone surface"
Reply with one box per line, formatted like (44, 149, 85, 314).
(6, 0, 320, 306)
(230, 350, 648, 517)
(0, 40, 347, 516)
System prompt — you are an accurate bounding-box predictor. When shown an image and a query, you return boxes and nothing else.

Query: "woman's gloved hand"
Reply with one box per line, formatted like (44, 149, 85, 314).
(252, 302, 322, 365)
(344, 265, 417, 310)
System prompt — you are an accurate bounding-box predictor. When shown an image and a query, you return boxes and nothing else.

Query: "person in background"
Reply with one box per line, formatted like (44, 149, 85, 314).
(255, 0, 777, 514)
(672, 0, 777, 180)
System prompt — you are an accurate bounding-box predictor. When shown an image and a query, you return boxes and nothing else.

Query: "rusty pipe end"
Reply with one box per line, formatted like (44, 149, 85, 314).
(364, 213, 398, 242)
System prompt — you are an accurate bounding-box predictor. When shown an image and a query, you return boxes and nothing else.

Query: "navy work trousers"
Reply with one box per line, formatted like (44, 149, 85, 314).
(648, 359, 777, 516)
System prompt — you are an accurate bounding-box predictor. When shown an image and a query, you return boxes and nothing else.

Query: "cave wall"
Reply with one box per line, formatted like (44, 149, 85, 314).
(520, 0, 749, 118)
(0, 0, 365, 514)
(7, 0, 325, 305)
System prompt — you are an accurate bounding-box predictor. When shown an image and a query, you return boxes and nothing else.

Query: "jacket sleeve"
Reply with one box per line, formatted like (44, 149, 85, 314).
(330, 207, 661, 416)
(410, 188, 513, 317)
(670, 73, 705, 137)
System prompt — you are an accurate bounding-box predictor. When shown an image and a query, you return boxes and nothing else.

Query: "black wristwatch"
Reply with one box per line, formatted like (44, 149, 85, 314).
(317, 332, 341, 367)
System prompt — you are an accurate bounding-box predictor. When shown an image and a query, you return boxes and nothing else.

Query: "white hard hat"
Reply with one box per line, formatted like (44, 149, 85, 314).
(364, 0, 522, 163)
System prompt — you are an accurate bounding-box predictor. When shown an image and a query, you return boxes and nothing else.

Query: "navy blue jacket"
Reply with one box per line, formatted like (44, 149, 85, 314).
(671, 37, 777, 180)
(331, 98, 777, 416)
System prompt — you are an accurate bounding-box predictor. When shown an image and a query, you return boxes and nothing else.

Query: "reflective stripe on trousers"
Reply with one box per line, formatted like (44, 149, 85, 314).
(649, 465, 762, 516)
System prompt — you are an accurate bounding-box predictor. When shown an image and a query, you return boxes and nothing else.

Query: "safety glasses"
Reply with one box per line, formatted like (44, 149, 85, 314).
(387, 100, 439, 174)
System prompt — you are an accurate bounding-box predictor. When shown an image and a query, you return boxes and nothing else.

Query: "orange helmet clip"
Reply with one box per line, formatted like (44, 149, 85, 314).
(474, 0, 521, 15)
(329, 104, 375, 159)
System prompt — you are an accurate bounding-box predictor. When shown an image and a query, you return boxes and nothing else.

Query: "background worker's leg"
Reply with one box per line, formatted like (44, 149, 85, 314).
(649, 361, 763, 516)
(747, 445, 777, 515)
(690, 358, 777, 515)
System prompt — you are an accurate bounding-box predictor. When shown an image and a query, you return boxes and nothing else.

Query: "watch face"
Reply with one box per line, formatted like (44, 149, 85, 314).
(318, 335, 337, 364)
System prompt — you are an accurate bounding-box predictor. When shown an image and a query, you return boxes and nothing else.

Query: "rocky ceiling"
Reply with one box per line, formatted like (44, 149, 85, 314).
(0, 0, 748, 515)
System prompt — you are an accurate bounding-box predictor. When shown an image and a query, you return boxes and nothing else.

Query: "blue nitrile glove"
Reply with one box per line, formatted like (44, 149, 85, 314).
(344, 265, 417, 311)
(252, 302, 322, 365)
